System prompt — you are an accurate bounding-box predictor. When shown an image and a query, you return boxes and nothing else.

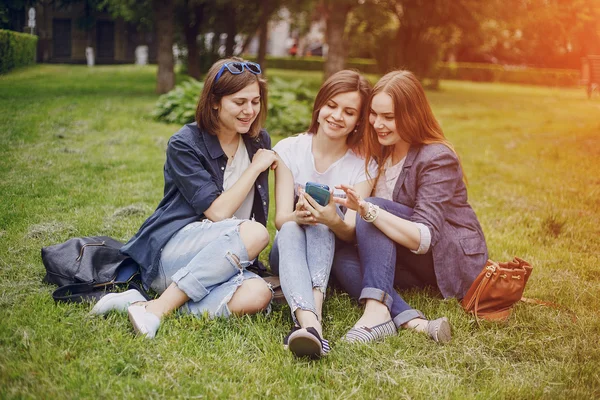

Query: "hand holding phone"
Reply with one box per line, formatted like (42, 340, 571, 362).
(304, 182, 331, 207)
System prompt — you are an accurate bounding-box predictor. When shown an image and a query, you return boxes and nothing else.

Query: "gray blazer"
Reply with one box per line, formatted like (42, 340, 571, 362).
(392, 143, 487, 299)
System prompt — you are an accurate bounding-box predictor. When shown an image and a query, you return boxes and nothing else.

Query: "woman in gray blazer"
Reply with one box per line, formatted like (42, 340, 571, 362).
(332, 70, 487, 344)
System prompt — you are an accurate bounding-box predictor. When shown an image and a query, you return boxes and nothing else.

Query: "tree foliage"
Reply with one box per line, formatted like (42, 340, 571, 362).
(340, 0, 599, 80)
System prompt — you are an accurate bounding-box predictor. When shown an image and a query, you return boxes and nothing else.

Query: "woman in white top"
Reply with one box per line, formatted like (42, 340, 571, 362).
(270, 70, 376, 358)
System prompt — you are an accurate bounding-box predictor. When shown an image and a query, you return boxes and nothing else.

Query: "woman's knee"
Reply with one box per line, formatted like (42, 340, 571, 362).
(279, 220, 302, 237)
(227, 278, 272, 315)
(239, 220, 270, 259)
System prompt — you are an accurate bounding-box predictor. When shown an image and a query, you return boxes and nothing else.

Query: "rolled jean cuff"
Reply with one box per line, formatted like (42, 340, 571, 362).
(359, 287, 394, 311)
(172, 268, 210, 302)
(393, 309, 426, 328)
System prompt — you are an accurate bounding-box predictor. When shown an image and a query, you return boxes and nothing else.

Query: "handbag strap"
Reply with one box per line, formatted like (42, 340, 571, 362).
(520, 297, 578, 322)
(52, 273, 150, 304)
(467, 263, 496, 323)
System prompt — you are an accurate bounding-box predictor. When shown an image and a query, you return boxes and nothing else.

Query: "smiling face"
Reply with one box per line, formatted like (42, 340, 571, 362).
(368, 92, 406, 148)
(316, 91, 362, 141)
(217, 81, 261, 135)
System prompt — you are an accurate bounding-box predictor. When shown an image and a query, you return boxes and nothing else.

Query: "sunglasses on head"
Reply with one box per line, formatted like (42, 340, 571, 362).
(214, 61, 262, 83)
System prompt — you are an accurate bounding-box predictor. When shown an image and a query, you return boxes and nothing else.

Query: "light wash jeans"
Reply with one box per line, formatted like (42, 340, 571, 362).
(269, 221, 335, 325)
(151, 218, 270, 318)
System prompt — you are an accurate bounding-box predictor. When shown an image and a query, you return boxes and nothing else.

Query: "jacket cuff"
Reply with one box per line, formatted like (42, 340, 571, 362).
(411, 223, 431, 254)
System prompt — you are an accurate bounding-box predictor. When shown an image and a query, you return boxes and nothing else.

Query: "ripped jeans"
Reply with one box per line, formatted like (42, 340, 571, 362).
(269, 221, 335, 325)
(151, 218, 267, 318)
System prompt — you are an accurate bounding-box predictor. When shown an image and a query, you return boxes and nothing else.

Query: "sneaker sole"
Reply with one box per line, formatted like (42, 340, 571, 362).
(430, 317, 451, 344)
(288, 332, 322, 358)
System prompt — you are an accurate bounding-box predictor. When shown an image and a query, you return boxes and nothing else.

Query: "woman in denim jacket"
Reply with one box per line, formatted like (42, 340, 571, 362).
(333, 70, 487, 344)
(92, 58, 277, 338)
(270, 70, 376, 358)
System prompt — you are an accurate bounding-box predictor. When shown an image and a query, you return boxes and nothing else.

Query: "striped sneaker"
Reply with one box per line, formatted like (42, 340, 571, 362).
(287, 327, 330, 358)
(342, 319, 397, 344)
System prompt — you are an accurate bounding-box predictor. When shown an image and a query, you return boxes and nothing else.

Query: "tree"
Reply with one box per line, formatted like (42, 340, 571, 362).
(178, 0, 206, 79)
(154, 0, 175, 93)
(321, 0, 359, 79)
(103, 0, 175, 93)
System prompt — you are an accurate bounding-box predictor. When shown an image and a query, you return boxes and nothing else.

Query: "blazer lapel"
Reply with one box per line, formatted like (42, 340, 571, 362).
(392, 145, 420, 201)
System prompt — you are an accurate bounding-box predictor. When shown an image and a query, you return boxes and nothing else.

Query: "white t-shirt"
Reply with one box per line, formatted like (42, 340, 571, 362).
(223, 138, 253, 220)
(374, 157, 406, 200)
(273, 133, 376, 199)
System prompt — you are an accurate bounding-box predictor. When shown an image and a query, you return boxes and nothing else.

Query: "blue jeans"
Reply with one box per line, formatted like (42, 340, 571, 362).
(332, 197, 438, 327)
(269, 221, 335, 325)
(152, 218, 269, 318)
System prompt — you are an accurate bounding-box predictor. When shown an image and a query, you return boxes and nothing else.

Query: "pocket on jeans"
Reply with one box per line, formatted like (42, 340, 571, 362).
(459, 236, 486, 255)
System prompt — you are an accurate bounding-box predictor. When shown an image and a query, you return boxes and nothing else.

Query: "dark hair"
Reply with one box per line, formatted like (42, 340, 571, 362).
(196, 57, 268, 138)
(307, 70, 372, 154)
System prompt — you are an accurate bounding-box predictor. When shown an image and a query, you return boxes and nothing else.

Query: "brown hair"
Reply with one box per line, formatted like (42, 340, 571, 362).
(307, 70, 372, 155)
(364, 70, 465, 181)
(196, 57, 268, 138)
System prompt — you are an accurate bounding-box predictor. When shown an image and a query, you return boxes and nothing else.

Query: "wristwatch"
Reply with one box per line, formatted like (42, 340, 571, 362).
(361, 202, 380, 223)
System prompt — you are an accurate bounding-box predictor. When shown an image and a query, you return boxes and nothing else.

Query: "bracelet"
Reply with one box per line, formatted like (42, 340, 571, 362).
(361, 202, 380, 223)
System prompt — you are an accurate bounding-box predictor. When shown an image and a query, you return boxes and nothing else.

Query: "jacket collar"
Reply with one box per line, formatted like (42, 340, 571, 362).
(204, 130, 225, 160)
(392, 144, 420, 200)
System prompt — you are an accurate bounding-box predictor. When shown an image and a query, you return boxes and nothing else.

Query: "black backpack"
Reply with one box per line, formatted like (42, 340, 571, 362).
(41, 236, 149, 303)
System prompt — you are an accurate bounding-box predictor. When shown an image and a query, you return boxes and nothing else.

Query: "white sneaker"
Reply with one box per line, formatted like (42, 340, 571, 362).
(90, 289, 146, 316)
(128, 304, 161, 339)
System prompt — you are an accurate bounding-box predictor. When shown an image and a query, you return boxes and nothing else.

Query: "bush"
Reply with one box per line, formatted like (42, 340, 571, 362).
(152, 79, 203, 124)
(152, 77, 316, 137)
(249, 55, 380, 75)
(252, 56, 580, 88)
(266, 76, 316, 136)
(0, 29, 37, 74)
(439, 62, 580, 87)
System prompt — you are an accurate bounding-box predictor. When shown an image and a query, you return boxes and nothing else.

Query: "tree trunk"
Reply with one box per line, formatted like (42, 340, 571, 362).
(224, 3, 237, 57)
(324, 5, 351, 80)
(185, 26, 200, 80)
(153, 0, 175, 94)
(180, 0, 202, 79)
(257, 0, 270, 76)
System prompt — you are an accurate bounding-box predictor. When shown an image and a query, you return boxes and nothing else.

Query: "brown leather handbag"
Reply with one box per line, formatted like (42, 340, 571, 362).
(461, 257, 533, 321)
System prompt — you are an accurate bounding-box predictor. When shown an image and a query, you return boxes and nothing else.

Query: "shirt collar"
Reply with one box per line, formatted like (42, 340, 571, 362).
(204, 130, 225, 160)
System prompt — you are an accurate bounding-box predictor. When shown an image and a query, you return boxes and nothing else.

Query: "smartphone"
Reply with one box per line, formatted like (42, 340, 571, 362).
(304, 182, 331, 207)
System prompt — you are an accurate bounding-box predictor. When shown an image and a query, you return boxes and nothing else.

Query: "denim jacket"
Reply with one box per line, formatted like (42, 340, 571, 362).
(121, 123, 271, 289)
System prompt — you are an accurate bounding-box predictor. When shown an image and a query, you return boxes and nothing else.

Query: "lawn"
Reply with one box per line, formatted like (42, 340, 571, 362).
(1, 64, 599, 399)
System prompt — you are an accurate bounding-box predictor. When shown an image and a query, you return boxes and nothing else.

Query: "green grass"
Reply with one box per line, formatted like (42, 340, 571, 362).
(1, 64, 600, 399)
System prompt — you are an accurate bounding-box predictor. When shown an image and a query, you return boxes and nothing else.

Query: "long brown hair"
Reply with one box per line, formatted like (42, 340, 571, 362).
(307, 70, 372, 155)
(363, 70, 464, 180)
(196, 57, 268, 138)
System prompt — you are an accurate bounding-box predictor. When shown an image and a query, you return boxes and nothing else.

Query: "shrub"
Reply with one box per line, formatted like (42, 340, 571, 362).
(152, 79, 203, 124)
(249, 55, 380, 75)
(249, 56, 580, 88)
(439, 62, 580, 87)
(152, 77, 317, 137)
(266, 76, 316, 136)
(0, 29, 37, 74)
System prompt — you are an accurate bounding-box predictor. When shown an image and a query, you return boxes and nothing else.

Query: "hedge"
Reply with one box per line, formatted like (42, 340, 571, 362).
(253, 56, 580, 87)
(252, 55, 381, 75)
(438, 62, 580, 87)
(0, 29, 38, 74)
